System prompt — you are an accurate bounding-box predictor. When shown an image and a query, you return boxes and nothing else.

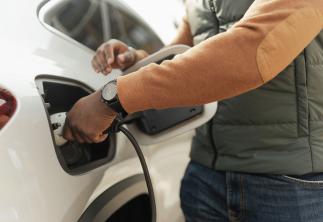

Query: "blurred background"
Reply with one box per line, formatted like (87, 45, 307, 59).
(46, 0, 185, 54)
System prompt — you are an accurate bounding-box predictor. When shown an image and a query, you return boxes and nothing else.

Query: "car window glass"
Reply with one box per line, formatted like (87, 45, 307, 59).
(44, 0, 163, 53)
(107, 2, 163, 53)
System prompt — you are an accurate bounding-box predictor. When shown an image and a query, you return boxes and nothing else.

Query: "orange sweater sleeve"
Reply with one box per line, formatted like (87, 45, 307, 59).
(117, 0, 323, 114)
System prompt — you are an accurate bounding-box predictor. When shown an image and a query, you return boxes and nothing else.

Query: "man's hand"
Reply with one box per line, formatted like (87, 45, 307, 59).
(92, 39, 137, 75)
(63, 90, 117, 143)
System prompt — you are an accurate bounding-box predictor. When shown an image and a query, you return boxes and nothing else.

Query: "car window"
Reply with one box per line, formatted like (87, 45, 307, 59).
(107, 3, 164, 53)
(45, 0, 164, 53)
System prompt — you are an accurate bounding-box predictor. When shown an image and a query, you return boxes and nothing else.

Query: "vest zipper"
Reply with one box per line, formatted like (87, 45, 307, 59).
(210, 119, 218, 167)
(209, 0, 216, 14)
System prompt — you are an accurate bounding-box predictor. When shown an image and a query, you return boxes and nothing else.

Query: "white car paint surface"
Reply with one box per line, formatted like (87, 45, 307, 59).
(0, 0, 216, 222)
(0, 1, 114, 221)
(0, 99, 6, 106)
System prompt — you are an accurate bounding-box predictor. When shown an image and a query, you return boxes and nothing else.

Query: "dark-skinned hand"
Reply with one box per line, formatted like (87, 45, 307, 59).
(91, 39, 137, 75)
(63, 90, 117, 143)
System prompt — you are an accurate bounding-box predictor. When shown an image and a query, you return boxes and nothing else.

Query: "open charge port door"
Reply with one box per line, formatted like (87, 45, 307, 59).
(129, 52, 203, 135)
(36, 77, 116, 174)
(122, 45, 217, 145)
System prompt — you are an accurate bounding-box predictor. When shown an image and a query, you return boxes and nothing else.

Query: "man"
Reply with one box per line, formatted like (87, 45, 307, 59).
(64, 0, 323, 221)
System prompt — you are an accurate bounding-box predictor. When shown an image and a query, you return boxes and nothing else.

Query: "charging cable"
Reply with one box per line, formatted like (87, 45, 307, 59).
(107, 114, 157, 222)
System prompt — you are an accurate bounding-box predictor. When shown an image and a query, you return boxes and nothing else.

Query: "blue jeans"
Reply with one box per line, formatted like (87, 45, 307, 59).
(180, 161, 323, 222)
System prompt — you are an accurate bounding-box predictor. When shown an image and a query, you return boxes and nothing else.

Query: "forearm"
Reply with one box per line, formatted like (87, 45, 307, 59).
(118, 0, 323, 113)
(170, 16, 194, 46)
(133, 16, 193, 62)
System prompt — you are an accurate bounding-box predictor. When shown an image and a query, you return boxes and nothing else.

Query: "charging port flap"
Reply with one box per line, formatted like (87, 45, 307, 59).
(123, 45, 218, 145)
(137, 107, 203, 135)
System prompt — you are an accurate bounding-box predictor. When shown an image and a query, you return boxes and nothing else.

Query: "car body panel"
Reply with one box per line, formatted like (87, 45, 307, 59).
(0, 1, 215, 221)
(0, 1, 120, 221)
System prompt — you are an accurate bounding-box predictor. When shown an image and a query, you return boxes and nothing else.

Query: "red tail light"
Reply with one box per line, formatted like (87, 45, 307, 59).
(0, 88, 17, 129)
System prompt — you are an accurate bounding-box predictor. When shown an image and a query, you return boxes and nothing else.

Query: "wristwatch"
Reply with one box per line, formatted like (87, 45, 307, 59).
(101, 80, 127, 116)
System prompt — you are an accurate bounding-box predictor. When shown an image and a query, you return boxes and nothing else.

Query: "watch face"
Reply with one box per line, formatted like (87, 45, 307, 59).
(102, 82, 117, 101)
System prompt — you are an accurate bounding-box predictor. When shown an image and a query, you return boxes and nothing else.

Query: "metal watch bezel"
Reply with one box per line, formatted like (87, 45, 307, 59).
(101, 80, 117, 102)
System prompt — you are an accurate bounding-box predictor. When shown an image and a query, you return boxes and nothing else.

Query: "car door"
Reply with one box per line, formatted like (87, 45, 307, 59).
(38, 0, 217, 221)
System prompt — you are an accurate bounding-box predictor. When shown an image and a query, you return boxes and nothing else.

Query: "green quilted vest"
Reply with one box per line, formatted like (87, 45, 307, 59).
(187, 0, 323, 175)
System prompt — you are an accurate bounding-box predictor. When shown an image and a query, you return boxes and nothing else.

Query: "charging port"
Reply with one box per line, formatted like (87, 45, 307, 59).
(36, 76, 116, 174)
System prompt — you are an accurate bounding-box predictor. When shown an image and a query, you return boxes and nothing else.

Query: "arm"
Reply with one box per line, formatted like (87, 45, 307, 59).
(91, 15, 192, 74)
(118, 0, 323, 113)
(131, 17, 193, 63)
(63, 0, 323, 143)
(170, 16, 194, 46)
(133, 15, 193, 61)
(63, 13, 194, 143)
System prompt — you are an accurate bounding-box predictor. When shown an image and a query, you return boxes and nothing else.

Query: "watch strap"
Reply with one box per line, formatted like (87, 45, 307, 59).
(107, 97, 127, 116)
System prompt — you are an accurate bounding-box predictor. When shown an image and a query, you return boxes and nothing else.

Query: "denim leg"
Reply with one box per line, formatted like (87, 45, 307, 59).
(238, 173, 323, 222)
(180, 162, 323, 222)
(180, 161, 229, 222)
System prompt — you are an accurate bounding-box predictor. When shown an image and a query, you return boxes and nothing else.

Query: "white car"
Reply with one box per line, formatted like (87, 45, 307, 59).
(0, 0, 217, 222)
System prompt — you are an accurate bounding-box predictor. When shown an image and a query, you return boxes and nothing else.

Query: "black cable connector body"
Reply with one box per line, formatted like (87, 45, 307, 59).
(106, 114, 157, 222)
